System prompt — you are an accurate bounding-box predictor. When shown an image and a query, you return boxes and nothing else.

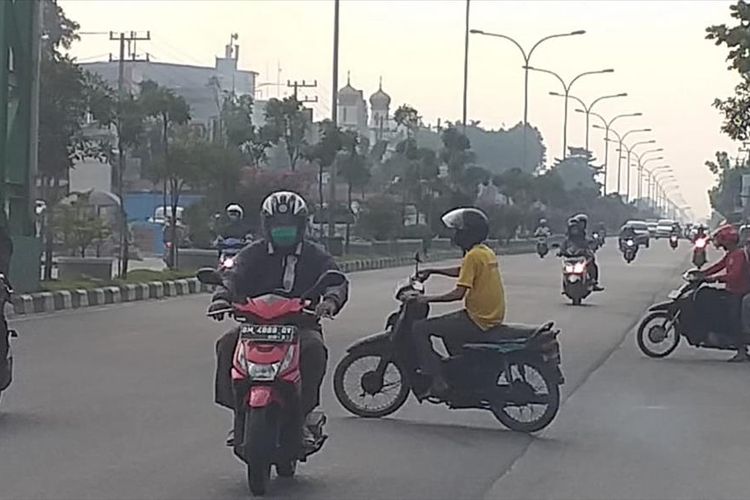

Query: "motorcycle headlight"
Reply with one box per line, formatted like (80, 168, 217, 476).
(223, 257, 235, 268)
(573, 262, 586, 274)
(695, 239, 706, 249)
(247, 362, 280, 381)
(626, 240, 634, 247)
(564, 264, 575, 273)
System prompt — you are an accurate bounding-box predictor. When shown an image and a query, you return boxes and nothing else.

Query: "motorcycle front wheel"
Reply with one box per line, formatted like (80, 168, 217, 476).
(637, 311, 680, 358)
(334, 352, 410, 418)
(491, 359, 560, 433)
(245, 407, 276, 496)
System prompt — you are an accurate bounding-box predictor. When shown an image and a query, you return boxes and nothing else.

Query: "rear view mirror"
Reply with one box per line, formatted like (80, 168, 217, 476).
(303, 270, 347, 299)
(196, 268, 223, 286)
(414, 252, 423, 263)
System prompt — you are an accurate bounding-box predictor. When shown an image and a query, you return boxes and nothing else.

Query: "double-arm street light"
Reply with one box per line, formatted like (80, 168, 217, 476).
(598, 126, 651, 197)
(632, 148, 663, 200)
(587, 111, 641, 194)
(470, 28, 585, 167)
(549, 92, 626, 153)
(620, 139, 656, 202)
(525, 66, 614, 158)
(645, 166, 672, 212)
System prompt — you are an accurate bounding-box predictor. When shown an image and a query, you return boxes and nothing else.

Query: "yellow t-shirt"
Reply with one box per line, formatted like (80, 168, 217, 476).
(457, 244, 506, 330)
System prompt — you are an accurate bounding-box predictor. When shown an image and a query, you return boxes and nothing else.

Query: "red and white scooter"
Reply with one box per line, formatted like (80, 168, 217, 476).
(197, 268, 344, 497)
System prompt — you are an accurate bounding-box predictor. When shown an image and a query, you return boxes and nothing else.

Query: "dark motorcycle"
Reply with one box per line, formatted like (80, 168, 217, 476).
(536, 236, 549, 259)
(669, 234, 679, 250)
(592, 232, 605, 250)
(0, 274, 17, 405)
(197, 268, 344, 496)
(333, 256, 564, 433)
(620, 238, 638, 264)
(215, 236, 250, 272)
(692, 237, 708, 269)
(637, 269, 748, 358)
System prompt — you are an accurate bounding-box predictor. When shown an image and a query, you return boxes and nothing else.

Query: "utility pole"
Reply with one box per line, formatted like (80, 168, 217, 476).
(329, 0, 340, 246)
(286, 79, 319, 103)
(461, 0, 470, 134)
(109, 30, 150, 277)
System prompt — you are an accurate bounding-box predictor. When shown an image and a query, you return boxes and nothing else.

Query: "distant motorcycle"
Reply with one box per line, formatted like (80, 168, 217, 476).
(692, 237, 708, 269)
(669, 234, 679, 250)
(333, 255, 564, 434)
(620, 238, 638, 264)
(592, 232, 605, 250)
(0, 274, 17, 406)
(637, 269, 749, 358)
(554, 247, 594, 305)
(536, 236, 549, 258)
(215, 235, 250, 272)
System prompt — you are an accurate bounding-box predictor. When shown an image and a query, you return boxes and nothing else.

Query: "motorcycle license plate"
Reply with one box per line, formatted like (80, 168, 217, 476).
(240, 324, 297, 342)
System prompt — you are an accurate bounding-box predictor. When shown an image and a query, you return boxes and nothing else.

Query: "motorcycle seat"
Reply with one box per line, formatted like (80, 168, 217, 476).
(463, 321, 555, 349)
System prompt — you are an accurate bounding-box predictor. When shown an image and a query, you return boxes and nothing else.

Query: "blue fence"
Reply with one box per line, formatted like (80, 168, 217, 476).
(124, 192, 204, 223)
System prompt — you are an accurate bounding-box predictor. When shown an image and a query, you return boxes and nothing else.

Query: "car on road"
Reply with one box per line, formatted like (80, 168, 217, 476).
(656, 219, 677, 238)
(646, 221, 658, 237)
(626, 220, 651, 247)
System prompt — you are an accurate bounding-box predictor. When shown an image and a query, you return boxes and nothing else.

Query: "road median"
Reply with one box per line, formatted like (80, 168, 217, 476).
(8, 241, 540, 317)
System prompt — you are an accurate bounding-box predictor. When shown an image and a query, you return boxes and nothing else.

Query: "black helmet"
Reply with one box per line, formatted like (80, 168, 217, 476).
(442, 207, 489, 251)
(261, 191, 309, 252)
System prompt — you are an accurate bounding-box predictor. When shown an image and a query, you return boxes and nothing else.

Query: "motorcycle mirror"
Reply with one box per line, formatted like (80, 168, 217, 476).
(414, 252, 422, 274)
(303, 270, 347, 299)
(196, 268, 223, 286)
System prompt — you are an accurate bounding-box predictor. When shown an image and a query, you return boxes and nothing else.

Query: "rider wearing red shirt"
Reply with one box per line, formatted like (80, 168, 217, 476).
(703, 224, 750, 361)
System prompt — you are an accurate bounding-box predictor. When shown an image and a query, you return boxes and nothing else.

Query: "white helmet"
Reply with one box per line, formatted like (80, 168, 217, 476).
(226, 204, 244, 220)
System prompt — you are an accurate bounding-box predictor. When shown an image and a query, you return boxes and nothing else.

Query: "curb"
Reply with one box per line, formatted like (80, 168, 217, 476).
(8, 244, 536, 318)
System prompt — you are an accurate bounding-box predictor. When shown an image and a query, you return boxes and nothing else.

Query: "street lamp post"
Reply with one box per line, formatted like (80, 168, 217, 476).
(601, 127, 651, 197)
(589, 112, 641, 194)
(632, 149, 663, 200)
(550, 92, 626, 153)
(620, 139, 655, 202)
(470, 28, 585, 167)
(646, 166, 671, 210)
(526, 66, 614, 158)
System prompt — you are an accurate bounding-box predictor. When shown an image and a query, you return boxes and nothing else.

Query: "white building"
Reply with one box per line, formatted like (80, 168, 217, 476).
(337, 73, 369, 137)
(337, 74, 399, 145)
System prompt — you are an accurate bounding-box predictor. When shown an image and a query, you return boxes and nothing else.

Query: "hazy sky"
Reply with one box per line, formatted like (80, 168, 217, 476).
(61, 0, 742, 219)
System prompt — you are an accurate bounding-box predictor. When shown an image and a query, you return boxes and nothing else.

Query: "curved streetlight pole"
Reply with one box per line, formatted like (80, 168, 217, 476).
(551, 92, 626, 153)
(633, 150, 663, 201)
(589, 112, 641, 194)
(606, 127, 651, 198)
(620, 139, 656, 202)
(526, 65, 614, 158)
(470, 29, 585, 168)
(646, 166, 672, 211)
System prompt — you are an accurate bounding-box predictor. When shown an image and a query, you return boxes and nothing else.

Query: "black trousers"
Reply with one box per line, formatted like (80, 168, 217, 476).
(412, 310, 486, 377)
(727, 294, 745, 350)
(215, 327, 328, 415)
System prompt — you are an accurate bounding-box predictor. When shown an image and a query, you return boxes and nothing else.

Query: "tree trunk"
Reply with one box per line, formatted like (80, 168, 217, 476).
(318, 164, 325, 236)
(345, 181, 352, 253)
(117, 140, 129, 278)
(169, 179, 180, 270)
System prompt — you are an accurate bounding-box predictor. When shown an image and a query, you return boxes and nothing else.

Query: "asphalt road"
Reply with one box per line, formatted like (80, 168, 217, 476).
(2, 240, 735, 500)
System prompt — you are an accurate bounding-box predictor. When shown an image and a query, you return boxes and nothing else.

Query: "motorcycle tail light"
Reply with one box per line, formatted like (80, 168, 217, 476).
(573, 262, 586, 274)
(278, 344, 296, 374)
(247, 362, 280, 381)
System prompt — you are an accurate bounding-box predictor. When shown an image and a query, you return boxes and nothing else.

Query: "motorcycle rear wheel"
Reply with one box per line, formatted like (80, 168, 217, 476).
(245, 408, 276, 496)
(491, 359, 560, 433)
(334, 352, 410, 418)
(637, 311, 680, 358)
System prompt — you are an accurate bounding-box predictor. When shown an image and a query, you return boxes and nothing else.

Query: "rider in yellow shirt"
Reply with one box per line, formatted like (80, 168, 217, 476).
(413, 207, 505, 397)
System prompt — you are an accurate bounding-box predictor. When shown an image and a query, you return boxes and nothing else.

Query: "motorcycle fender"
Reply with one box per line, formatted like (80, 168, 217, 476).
(346, 331, 391, 355)
(248, 385, 274, 408)
(648, 301, 673, 312)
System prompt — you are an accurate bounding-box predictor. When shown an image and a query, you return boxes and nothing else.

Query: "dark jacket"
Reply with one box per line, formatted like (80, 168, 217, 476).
(561, 234, 595, 257)
(219, 220, 252, 240)
(212, 239, 349, 312)
(0, 225, 12, 278)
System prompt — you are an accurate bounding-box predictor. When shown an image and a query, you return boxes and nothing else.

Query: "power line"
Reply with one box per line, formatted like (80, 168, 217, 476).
(286, 79, 318, 103)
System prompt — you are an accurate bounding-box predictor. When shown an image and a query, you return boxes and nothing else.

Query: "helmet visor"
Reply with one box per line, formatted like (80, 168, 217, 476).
(442, 209, 466, 229)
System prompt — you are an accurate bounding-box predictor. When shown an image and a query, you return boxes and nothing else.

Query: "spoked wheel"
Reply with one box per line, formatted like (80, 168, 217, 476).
(637, 311, 680, 358)
(334, 352, 410, 418)
(491, 360, 560, 433)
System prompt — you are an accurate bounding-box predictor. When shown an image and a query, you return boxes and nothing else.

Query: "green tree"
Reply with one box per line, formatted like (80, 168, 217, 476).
(706, 1, 750, 73)
(706, 151, 746, 218)
(51, 191, 111, 258)
(262, 96, 309, 170)
(138, 80, 191, 267)
(440, 125, 475, 183)
(306, 120, 344, 225)
(357, 195, 402, 241)
(393, 104, 421, 138)
(338, 131, 372, 247)
(220, 92, 270, 167)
